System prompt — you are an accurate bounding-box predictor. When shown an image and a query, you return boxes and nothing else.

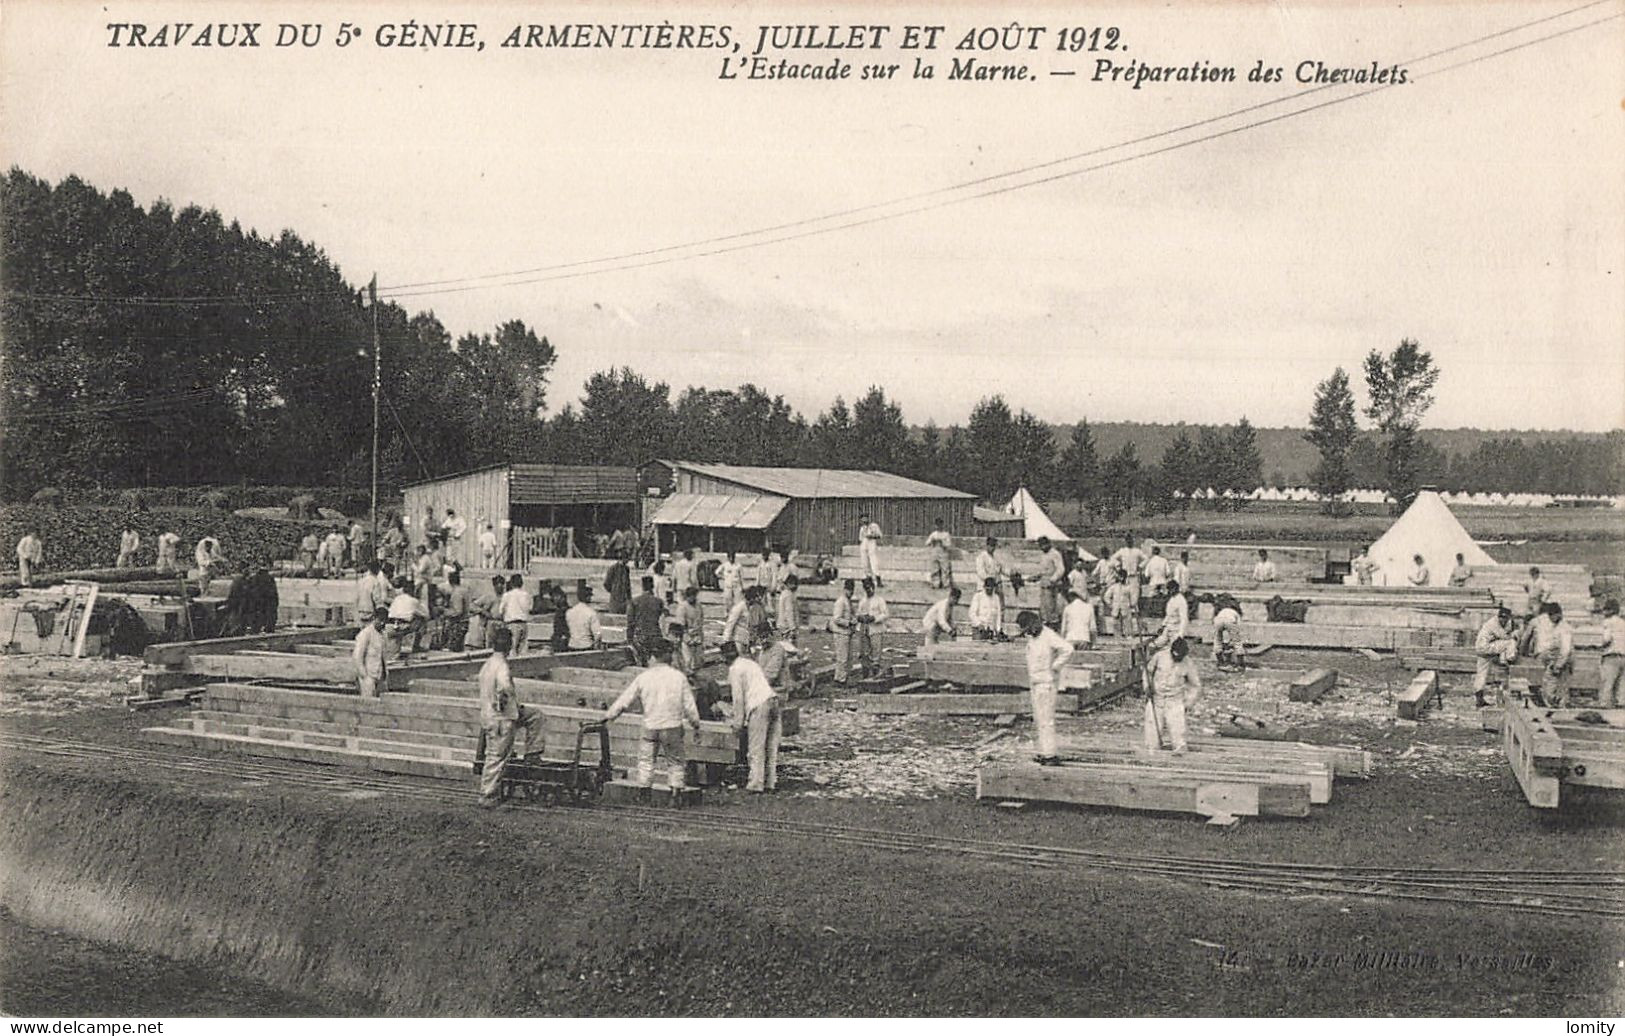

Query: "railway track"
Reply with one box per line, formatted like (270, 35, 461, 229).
(4, 731, 1624, 920)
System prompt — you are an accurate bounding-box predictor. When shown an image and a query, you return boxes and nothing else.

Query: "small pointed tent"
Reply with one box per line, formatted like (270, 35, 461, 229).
(1006, 487, 1088, 555)
(1367, 490, 1496, 586)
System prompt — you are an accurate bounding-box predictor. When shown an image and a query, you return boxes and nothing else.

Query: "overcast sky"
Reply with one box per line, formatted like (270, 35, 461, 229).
(4, 0, 1621, 431)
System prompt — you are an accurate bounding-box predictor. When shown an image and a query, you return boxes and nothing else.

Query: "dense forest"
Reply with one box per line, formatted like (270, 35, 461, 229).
(3, 169, 1621, 512)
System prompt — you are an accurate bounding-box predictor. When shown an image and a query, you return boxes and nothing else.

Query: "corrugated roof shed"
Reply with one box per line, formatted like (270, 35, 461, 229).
(650, 493, 789, 529)
(667, 462, 974, 500)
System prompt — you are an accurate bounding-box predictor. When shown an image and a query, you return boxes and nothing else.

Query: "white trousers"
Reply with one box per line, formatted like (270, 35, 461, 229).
(1143, 693, 1188, 752)
(480, 709, 544, 800)
(862, 544, 882, 582)
(745, 698, 781, 791)
(1030, 680, 1058, 758)
(637, 726, 688, 789)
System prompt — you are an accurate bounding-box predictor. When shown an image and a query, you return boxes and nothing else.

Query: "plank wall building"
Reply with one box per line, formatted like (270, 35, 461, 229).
(638, 461, 985, 556)
(401, 464, 638, 568)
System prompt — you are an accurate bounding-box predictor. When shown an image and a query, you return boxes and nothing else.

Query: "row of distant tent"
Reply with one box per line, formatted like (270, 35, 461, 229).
(1167, 487, 1625, 508)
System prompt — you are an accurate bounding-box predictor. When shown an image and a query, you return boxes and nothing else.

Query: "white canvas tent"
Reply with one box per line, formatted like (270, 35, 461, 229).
(1367, 490, 1496, 586)
(1005, 487, 1087, 554)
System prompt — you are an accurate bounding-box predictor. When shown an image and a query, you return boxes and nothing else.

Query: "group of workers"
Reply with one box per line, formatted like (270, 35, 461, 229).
(12, 526, 222, 586)
(1469, 565, 1618, 708)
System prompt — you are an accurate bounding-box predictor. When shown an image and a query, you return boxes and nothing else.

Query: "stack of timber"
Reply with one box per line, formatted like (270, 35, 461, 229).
(400, 664, 800, 736)
(1464, 563, 1593, 616)
(141, 679, 744, 784)
(1396, 647, 1606, 693)
(834, 541, 1330, 586)
(853, 640, 1142, 715)
(133, 626, 632, 701)
(1502, 700, 1625, 808)
(977, 733, 1369, 820)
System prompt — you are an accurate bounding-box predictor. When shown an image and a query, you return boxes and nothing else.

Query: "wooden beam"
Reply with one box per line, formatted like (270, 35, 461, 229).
(976, 761, 1312, 817)
(1068, 733, 1371, 779)
(1397, 670, 1438, 720)
(1288, 668, 1338, 703)
(1056, 747, 1333, 803)
(144, 626, 355, 667)
(1502, 699, 1564, 807)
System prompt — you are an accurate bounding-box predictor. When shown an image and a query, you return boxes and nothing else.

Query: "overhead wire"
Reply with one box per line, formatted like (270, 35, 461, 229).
(0, 2, 1612, 308)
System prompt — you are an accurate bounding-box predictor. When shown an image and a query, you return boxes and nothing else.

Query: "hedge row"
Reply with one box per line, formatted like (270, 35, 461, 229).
(20, 485, 392, 516)
(0, 504, 332, 575)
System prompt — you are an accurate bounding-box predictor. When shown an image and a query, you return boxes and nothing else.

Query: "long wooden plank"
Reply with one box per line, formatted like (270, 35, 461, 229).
(140, 725, 470, 780)
(144, 626, 355, 667)
(1289, 668, 1338, 704)
(1067, 733, 1371, 779)
(976, 761, 1311, 817)
(1056, 747, 1333, 803)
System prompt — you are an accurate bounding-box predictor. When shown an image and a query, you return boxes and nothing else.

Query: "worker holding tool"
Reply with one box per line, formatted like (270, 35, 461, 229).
(830, 579, 857, 684)
(1149, 579, 1189, 651)
(1144, 637, 1202, 756)
(604, 639, 702, 791)
(353, 607, 390, 698)
(1036, 536, 1065, 629)
(1019, 609, 1073, 767)
(476, 626, 545, 808)
(925, 518, 954, 589)
(1212, 594, 1245, 672)
(856, 577, 890, 677)
(857, 513, 884, 586)
(723, 640, 781, 793)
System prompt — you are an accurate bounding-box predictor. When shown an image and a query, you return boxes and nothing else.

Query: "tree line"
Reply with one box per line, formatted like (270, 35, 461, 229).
(3, 169, 1620, 513)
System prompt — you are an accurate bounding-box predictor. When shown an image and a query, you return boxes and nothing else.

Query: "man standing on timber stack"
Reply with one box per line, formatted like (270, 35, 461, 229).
(830, 579, 857, 684)
(194, 536, 224, 584)
(604, 640, 702, 793)
(116, 525, 141, 568)
(717, 550, 743, 616)
(1171, 550, 1192, 598)
(1598, 599, 1624, 708)
(349, 518, 370, 566)
(1449, 552, 1473, 587)
(1143, 545, 1171, 597)
(723, 641, 781, 794)
(1036, 536, 1065, 630)
(476, 626, 546, 808)
(1407, 554, 1430, 587)
(353, 607, 389, 698)
(1251, 549, 1277, 583)
(1144, 637, 1202, 756)
(14, 529, 42, 587)
(1535, 603, 1574, 708)
(1351, 544, 1376, 586)
(926, 518, 954, 589)
(1020, 609, 1073, 767)
(858, 513, 884, 586)
(442, 569, 470, 651)
(1472, 606, 1519, 707)
(565, 586, 603, 651)
(757, 547, 783, 611)
(921, 586, 960, 645)
(975, 537, 1009, 615)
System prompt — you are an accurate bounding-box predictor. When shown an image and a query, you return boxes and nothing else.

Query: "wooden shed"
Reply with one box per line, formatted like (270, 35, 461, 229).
(401, 464, 638, 568)
(638, 461, 977, 556)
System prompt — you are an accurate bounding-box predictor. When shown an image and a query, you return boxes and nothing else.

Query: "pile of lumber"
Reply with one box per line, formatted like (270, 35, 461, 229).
(836, 541, 1331, 586)
(1502, 700, 1625, 808)
(1397, 647, 1606, 692)
(140, 656, 776, 786)
(1465, 563, 1593, 615)
(977, 733, 1369, 821)
(132, 626, 632, 702)
(851, 640, 1143, 716)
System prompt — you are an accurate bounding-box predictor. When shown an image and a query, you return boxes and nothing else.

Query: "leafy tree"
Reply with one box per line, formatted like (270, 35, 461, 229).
(1225, 418, 1264, 508)
(849, 386, 911, 472)
(965, 396, 1018, 500)
(1099, 443, 1141, 522)
(1364, 339, 1441, 510)
(1193, 427, 1227, 508)
(1010, 410, 1057, 501)
(1057, 422, 1101, 514)
(578, 367, 675, 466)
(1159, 431, 1197, 512)
(1304, 367, 1359, 513)
(804, 397, 855, 467)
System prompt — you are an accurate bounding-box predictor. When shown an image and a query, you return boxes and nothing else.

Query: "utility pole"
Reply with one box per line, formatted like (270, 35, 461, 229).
(369, 274, 380, 551)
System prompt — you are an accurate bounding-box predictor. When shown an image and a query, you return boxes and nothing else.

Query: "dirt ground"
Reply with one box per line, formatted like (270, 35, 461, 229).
(2, 628, 1624, 1016)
